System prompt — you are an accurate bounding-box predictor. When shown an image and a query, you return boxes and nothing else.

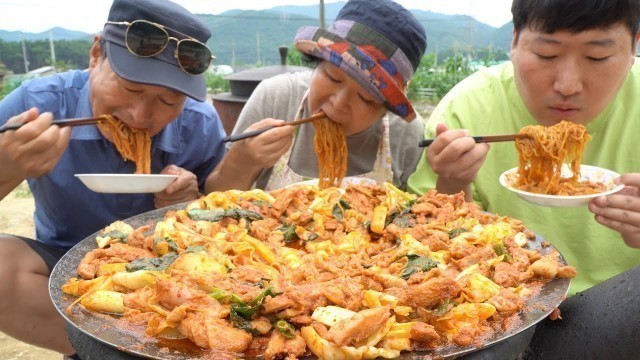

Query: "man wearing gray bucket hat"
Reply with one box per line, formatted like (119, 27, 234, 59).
(0, 0, 226, 356)
(209, 0, 427, 192)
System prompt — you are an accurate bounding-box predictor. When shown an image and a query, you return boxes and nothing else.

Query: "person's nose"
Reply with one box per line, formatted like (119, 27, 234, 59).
(332, 88, 352, 110)
(552, 60, 583, 96)
(127, 102, 154, 128)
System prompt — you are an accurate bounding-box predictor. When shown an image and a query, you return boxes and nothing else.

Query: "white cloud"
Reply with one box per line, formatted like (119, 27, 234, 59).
(0, 0, 513, 33)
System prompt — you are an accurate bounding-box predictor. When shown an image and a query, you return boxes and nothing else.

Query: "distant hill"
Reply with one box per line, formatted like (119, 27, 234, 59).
(270, 2, 346, 21)
(0, 27, 92, 42)
(492, 22, 516, 50)
(198, 10, 319, 66)
(0, 2, 513, 67)
(411, 9, 508, 53)
(198, 5, 512, 66)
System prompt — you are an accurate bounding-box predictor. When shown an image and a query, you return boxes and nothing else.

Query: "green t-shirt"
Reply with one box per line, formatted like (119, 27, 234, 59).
(408, 61, 640, 294)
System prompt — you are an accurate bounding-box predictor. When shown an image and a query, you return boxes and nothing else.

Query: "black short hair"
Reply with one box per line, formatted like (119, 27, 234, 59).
(298, 52, 321, 68)
(100, 38, 107, 58)
(512, 0, 640, 45)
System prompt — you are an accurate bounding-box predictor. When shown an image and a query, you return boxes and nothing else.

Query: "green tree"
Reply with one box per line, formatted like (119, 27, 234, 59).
(0, 39, 91, 74)
(205, 73, 230, 93)
(1, 78, 23, 100)
(407, 53, 476, 102)
(53, 40, 92, 70)
(0, 40, 25, 73)
(286, 45, 310, 67)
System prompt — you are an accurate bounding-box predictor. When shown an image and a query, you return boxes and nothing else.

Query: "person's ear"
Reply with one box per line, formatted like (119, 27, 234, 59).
(89, 34, 103, 69)
(510, 29, 519, 58)
(633, 32, 640, 55)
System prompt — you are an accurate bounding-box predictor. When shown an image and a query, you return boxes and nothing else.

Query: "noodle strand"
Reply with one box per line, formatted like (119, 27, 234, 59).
(98, 115, 151, 174)
(514, 121, 605, 195)
(312, 115, 347, 189)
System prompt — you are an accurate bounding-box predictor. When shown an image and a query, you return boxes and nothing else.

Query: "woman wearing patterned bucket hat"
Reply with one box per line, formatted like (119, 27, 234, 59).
(209, 0, 427, 191)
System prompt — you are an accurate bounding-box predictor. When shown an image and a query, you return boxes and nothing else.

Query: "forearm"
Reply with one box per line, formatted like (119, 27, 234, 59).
(0, 178, 22, 201)
(436, 177, 473, 202)
(204, 147, 264, 193)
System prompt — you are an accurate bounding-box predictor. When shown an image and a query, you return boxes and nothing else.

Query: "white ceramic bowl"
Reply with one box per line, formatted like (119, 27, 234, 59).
(499, 165, 624, 207)
(75, 174, 178, 194)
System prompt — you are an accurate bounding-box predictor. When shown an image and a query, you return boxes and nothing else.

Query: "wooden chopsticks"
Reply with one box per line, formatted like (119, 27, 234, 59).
(419, 134, 529, 147)
(0, 116, 107, 134)
(222, 112, 327, 143)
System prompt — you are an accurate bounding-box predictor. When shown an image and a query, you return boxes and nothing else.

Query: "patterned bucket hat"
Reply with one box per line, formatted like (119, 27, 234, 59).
(294, 0, 427, 121)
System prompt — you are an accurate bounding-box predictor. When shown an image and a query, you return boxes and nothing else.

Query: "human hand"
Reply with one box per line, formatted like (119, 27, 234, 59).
(0, 108, 71, 183)
(427, 123, 490, 193)
(153, 165, 200, 208)
(589, 173, 640, 248)
(231, 118, 295, 169)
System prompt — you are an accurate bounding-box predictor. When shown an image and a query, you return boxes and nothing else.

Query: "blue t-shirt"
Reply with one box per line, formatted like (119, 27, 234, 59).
(0, 70, 226, 250)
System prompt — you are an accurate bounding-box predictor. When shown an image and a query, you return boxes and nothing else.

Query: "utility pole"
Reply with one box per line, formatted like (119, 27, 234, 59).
(454, 45, 459, 84)
(231, 40, 236, 69)
(256, 31, 261, 65)
(465, 17, 474, 61)
(49, 29, 56, 66)
(21, 38, 29, 73)
(319, 0, 326, 29)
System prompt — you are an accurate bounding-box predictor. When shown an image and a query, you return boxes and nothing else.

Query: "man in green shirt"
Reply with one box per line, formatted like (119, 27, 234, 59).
(408, 0, 640, 296)
(410, 1, 640, 358)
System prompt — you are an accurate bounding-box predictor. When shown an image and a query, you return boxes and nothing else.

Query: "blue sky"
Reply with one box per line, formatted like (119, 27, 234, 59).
(0, 0, 514, 33)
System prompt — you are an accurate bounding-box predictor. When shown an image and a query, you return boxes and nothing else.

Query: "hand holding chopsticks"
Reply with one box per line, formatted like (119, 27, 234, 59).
(0, 115, 107, 134)
(222, 112, 327, 143)
(419, 134, 529, 147)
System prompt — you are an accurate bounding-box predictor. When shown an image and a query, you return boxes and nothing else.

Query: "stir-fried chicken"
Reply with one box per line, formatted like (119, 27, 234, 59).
(410, 322, 440, 347)
(179, 312, 252, 352)
(391, 277, 461, 309)
(325, 306, 391, 346)
(64, 183, 576, 359)
(488, 289, 525, 314)
(264, 331, 306, 360)
(77, 243, 154, 279)
(492, 261, 522, 288)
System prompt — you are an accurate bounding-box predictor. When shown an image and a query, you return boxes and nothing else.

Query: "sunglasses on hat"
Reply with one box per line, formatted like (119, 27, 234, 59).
(105, 20, 215, 75)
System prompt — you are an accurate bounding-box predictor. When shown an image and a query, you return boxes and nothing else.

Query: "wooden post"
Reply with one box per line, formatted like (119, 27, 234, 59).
(319, 0, 326, 29)
(22, 38, 29, 73)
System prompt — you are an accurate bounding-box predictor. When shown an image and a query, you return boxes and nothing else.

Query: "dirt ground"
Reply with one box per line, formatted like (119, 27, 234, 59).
(0, 182, 62, 360)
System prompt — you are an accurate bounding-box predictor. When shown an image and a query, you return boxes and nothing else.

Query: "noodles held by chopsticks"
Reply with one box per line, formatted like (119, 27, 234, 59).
(98, 115, 151, 174)
(514, 120, 606, 195)
(312, 114, 347, 189)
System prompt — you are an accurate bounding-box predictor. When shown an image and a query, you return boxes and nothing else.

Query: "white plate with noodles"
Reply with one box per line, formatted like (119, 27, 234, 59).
(499, 164, 624, 207)
(75, 174, 178, 193)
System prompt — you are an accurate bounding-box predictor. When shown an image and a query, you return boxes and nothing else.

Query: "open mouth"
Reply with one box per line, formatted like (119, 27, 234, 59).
(319, 109, 339, 124)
